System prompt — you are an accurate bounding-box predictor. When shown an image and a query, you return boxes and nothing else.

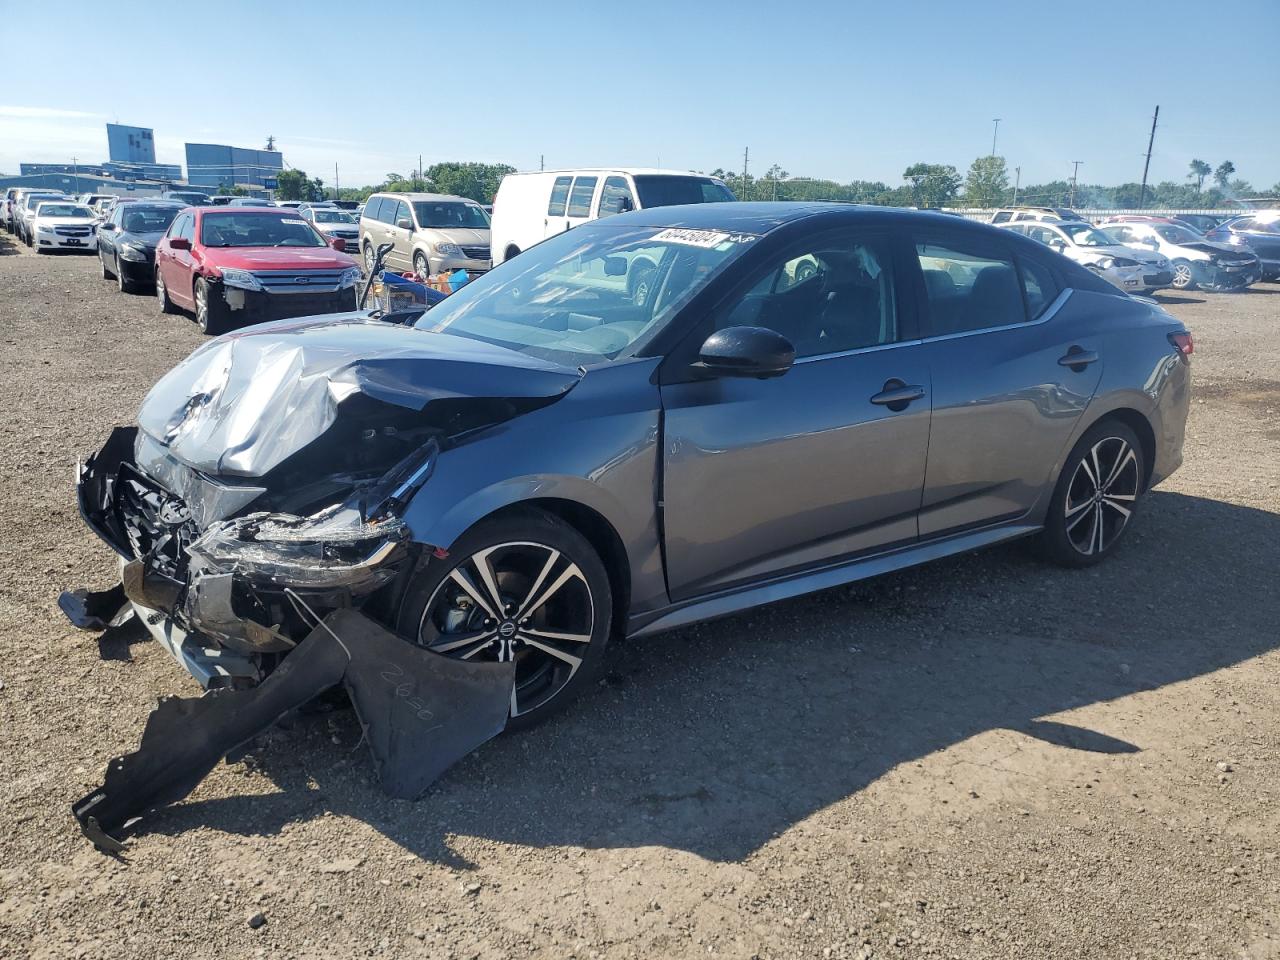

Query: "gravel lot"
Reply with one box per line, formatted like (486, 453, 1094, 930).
(0, 229, 1278, 960)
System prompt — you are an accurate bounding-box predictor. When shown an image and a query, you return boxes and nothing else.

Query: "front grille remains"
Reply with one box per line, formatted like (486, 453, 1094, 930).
(249, 270, 347, 294)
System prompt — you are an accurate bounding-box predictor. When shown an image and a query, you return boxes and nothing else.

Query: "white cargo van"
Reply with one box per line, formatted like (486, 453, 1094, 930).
(489, 168, 735, 266)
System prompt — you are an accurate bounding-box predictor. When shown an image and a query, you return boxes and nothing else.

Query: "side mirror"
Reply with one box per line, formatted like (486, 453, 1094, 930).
(695, 326, 795, 379)
(619, 196, 634, 213)
(169, 237, 191, 251)
(330, 237, 346, 252)
(396, 217, 413, 230)
(99, 222, 116, 231)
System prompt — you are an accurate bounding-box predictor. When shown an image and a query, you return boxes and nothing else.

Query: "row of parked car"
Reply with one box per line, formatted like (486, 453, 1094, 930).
(5, 175, 1277, 340)
(986, 205, 1279, 293)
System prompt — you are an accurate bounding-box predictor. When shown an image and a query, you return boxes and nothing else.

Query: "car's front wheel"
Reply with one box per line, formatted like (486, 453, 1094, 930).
(1171, 259, 1197, 290)
(413, 251, 430, 280)
(1040, 420, 1145, 567)
(194, 277, 227, 335)
(397, 508, 613, 730)
(363, 242, 376, 273)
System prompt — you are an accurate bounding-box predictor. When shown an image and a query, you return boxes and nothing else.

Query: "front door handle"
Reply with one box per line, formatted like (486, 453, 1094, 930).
(1058, 347, 1099, 370)
(870, 381, 926, 410)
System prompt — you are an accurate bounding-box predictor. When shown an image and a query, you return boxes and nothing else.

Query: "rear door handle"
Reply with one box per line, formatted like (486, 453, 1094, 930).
(870, 383, 926, 409)
(1058, 347, 1099, 369)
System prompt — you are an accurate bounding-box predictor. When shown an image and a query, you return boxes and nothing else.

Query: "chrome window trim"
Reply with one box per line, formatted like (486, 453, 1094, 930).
(793, 337, 926, 364)
(920, 287, 1073, 345)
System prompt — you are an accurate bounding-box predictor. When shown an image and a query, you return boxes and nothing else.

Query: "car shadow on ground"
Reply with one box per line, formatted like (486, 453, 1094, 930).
(148, 490, 1280, 863)
(0, 231, 22, 255)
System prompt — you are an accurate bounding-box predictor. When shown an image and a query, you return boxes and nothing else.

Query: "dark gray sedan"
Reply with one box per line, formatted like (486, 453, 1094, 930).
(65, 204, 1192, 845)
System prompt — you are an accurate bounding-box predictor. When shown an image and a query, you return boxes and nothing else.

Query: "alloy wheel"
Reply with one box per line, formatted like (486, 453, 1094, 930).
(1171, 262, 1194, 289)
(1063, 436, 1139, 556)
(195, 281, 209, 331)
(414, 252, 429, 280)
(419, 541, 595, 718)
(155, 273, 167, 309)
(364, 244, 376, 272)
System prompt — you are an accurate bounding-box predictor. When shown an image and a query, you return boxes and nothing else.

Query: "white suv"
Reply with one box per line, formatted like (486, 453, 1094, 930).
(489, 168, 735, 266)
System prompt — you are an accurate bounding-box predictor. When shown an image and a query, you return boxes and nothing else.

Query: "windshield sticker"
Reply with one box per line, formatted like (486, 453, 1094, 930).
(651, 228, 731, 248)
(281, 218, 307, 225)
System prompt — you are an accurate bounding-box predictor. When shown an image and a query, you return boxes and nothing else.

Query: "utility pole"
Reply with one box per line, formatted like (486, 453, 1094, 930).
(418, 154, 423, 191)
(741, 146, 749, 201)
(334, 162, 339, 200)
(72, 156, 80, 194)
(1139, 105, 1159, 207)
(1013, 165, 1021, 205)
(1069, 160, 1083, 208)
(991, 118, 1002, 157)
(539, 154, 544, 171)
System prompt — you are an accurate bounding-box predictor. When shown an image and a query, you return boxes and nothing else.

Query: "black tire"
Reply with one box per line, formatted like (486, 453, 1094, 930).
(194, 277, 228, 335)
(396, 508, 613, 731)
(1039, 420, 1145, 568)
(504, 245, 521, 262)
(155, 269, 178, 314)
(1171, 259, 1197, 291)
(117, 257, 137, 293)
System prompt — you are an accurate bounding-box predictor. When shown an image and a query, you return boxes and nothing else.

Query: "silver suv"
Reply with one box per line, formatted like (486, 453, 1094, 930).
(358, 192, 492, 278)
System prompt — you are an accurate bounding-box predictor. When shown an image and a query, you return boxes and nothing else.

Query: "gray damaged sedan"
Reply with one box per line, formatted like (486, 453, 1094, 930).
(63, 203, 1192, 848)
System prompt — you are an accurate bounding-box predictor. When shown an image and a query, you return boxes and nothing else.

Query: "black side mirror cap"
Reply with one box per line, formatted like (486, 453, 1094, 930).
(695, 326, 795, 380)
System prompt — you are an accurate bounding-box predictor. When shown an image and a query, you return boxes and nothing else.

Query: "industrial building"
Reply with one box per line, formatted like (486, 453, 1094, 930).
(106, 123, 156, 164)
(184, 143, 284, 190)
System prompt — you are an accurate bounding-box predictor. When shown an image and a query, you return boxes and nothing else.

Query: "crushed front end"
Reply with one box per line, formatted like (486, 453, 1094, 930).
(61, 316, 581, 850)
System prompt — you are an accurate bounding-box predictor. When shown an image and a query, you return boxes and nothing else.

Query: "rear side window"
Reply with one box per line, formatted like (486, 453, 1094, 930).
(363, 197, 385, 222)
(567, 177, 598, 217)
(547, 176, 572, 216)
(1018, 257, 1060, 319)
(916, 238, 1026, 336)
(991, 211, 1011, 223)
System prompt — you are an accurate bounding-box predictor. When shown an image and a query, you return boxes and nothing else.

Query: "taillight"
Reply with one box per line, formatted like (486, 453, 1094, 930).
(1168, 331, 1194, 359)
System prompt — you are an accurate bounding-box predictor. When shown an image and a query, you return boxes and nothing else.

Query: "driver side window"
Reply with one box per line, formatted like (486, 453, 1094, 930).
(718, 235, 899, 359)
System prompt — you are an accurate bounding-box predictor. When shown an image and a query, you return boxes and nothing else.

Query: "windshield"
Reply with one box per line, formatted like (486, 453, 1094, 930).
(37, 204, 91, 218)
(27, 195, 66, 209)
(314, 210, 355, 224)
(411, 201, 490, 229)
(199, 212, 327, 247)
(122, 206, 181, 233)
(632, 176, 735, 208)
(416, 223, 758, 365)
(169, 193, 210, 204)
(1154, 224, 1202, 244)
(1057, 223, 1115, 246)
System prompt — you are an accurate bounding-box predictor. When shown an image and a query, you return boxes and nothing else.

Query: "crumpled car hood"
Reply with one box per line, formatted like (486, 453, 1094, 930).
(136, 314, 581, 478)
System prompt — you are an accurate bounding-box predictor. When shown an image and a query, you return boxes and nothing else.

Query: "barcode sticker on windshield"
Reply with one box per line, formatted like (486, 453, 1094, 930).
(281, 218, 307, 225)
(651, 228, 731, 248)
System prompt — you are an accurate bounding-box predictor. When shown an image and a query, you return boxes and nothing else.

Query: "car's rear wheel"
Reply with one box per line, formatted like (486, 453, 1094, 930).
(156, 270, 178, 313)
(397, 508, 613, 731)
(1040, 420, 1145, 568)
(1171, 259, 1197, 290)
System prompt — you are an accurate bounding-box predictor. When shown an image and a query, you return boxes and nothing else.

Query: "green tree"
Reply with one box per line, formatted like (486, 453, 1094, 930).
(1214, 161, 1235, 189)
(1187, 159, 1211, 192)
(275, 168, 312, 201)
(423, 162, 517, 203)
(963, 155, 1010, 208)
(902, 163, 961, 207)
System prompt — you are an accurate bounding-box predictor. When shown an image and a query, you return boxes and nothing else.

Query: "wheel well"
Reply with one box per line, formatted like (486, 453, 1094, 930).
(488, 498, 631, 636)
(1091, 408, 1156, 492)
(504, 245, 520, 262)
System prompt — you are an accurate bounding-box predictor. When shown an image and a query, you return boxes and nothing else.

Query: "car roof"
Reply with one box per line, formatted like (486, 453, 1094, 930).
(371, 192, 480, 203)
(514, 167, 719, 178)
(613, 200, 992, 235)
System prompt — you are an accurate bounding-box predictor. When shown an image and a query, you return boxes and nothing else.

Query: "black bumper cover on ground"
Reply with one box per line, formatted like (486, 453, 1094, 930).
(72, 608, 515, 852)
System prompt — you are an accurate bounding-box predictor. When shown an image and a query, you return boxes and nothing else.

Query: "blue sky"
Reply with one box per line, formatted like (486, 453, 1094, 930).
(2, 0, 1277, 190)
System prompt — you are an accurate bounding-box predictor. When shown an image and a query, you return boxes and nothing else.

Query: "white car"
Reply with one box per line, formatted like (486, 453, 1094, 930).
(1098, 221, 1263, 291)
(999, 220, 1172, 293)
(301, 206, 360, 251)
(489, 167, 735, 266)
(17, 192, 72, 245)
(30, 201, 99, 253)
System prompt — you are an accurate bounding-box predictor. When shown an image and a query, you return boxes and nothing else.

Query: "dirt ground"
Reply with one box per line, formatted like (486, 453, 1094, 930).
(0, 229, 1277, 960)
